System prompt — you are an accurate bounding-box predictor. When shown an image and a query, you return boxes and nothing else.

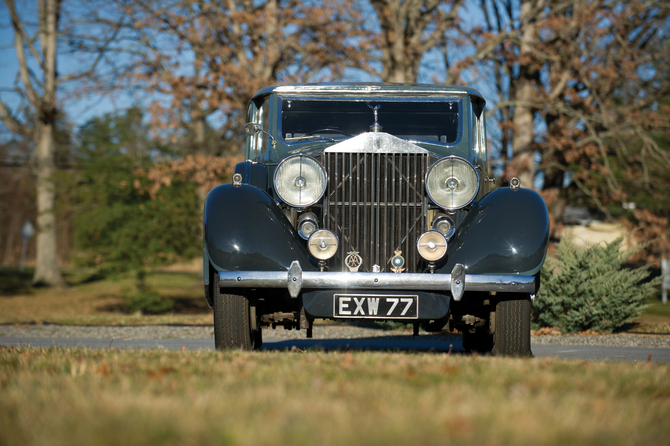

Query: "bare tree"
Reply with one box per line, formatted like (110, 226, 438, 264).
(368, 0, 464, 83)
(0, 0, 65, 286)
(0, 0, 122, 286)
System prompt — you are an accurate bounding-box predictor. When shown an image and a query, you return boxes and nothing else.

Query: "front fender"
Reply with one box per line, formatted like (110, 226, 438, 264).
(203, 183, 316, 273)
(438, 187, 549, 276)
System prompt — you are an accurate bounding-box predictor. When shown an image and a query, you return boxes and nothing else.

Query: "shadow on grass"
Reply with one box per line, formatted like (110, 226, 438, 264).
(171, 296, 210, 314)
(0, 266, 109, 297)
(0, 267, 34, 296)
(261, 334, 464, 353)
(96, 295, 210, 315)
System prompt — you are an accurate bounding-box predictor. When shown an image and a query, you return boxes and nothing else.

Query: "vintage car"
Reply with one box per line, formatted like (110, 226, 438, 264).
(203, 83, 549, 356)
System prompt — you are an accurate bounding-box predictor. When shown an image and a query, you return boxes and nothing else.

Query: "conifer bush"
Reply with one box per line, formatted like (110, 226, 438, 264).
(126, 290, 174, 314)
(532, 237, 660, 334)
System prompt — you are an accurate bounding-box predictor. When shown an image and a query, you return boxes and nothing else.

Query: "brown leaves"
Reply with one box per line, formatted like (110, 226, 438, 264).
(122, 0, 368, 151)
(136, 154, 243, 198)
(620, 209, 670, 266)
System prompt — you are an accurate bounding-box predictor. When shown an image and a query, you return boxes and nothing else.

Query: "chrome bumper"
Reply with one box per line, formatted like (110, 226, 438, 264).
(216, 261, 535, 301)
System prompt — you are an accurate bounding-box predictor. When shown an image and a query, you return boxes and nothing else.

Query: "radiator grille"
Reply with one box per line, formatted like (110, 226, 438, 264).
(322, 152, 431, 273)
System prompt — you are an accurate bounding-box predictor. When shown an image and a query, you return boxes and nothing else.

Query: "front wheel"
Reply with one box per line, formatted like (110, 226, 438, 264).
(492, 296, 532, 357)
(213, 274, 261, 350)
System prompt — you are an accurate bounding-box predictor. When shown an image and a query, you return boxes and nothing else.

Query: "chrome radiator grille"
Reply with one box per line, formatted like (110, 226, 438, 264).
(322, 152, 431, 273)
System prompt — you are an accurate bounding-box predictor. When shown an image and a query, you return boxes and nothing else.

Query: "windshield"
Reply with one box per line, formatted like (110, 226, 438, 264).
(280, 98, 460, 145)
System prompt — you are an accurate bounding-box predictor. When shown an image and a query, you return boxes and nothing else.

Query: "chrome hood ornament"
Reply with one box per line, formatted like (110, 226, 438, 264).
(368, 104, 383, 132)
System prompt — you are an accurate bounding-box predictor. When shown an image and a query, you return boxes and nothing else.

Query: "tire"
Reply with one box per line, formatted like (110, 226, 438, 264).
(492, 296, 532, 357)
(213, 274, 261, 350)
(462, 328, 493, 353)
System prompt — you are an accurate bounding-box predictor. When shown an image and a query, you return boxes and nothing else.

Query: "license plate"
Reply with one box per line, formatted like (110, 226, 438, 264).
(334, 294, 418, 319)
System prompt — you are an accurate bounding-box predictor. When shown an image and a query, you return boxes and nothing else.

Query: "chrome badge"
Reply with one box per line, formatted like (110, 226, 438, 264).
(390, 250, 405, 273)
(345, 251, 362, 272)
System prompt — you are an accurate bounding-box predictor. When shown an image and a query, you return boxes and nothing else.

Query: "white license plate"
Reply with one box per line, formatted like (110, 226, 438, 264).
(334, 294, 418, 319)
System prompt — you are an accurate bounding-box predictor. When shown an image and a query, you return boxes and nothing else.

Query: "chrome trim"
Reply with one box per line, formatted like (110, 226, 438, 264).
(510, 177, 521, 191)
(271, 84, 480, 98)
(216, 263, 536, 297)
(450, 263, 465, 301)
(232, 173, 242, 187)
(288, 261, 302, 298)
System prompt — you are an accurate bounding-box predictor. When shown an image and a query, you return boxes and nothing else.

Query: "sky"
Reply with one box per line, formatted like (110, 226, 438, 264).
(0, 1, 137, 137)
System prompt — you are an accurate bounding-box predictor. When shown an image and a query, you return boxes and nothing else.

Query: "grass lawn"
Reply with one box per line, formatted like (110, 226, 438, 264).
(0, 266, 211, 325)
(1, 347, 669, 446)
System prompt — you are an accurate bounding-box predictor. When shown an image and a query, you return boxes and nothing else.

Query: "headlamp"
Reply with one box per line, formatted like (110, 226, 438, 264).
(426, 156, 479, 210)
(274, 155, 327, 207)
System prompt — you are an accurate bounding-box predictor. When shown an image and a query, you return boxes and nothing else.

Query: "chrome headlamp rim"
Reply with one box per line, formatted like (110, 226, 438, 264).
(425, 155, 480, 210)
(273, 154, 327, 208)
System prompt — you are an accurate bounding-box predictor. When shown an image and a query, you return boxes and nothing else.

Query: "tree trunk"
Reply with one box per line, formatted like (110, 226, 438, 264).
(31, 0, 64, 287)
(511, 78, 536, 189)
(32, 123, 64, 287)
(510, 0, 541, 190)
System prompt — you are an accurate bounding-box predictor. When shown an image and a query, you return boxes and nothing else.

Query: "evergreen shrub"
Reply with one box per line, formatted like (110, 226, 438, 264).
(532, 237, 660, 333)
(126, 290, 174, 314)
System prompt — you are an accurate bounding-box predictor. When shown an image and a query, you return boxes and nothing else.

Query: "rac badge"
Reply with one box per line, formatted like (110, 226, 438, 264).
(345, 251, 362, 272)
(390, 250, 405, 273)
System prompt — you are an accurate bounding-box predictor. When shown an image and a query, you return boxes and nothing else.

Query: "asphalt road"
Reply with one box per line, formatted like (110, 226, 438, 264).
(1, 336, 668, 363)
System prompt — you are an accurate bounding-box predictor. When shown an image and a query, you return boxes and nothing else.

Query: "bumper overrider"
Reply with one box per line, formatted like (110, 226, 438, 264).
(217, 260, 536, 319)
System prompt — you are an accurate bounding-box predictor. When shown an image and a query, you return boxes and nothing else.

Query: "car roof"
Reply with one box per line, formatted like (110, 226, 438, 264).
(251, 82, 485, 103)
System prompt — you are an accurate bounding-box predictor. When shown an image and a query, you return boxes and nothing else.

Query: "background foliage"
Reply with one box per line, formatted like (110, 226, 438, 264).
(71, 109, 201, 275)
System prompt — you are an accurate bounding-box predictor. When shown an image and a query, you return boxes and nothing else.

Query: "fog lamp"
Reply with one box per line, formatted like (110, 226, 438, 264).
(417, 231, 448, 262)
(297, 212, 319, 240)
(432, 215, 455, 240)
(308, 229, 338, 260)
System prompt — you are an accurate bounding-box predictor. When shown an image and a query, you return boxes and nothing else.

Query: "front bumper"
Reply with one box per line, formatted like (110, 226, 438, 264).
(216, 261, 536, 301)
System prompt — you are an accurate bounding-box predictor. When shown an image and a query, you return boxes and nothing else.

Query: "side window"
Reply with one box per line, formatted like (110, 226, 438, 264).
(246, 97, 269, 160)
(245, 102, 258, 160)
(478, 103, 487, 164)
(261, 96, 270, 152)
(470, 98, 487, 163)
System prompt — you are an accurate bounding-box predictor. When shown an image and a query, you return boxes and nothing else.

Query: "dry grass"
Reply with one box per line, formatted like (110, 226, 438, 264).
(1, 347, 669, 446)
(0, 267, 210, 325)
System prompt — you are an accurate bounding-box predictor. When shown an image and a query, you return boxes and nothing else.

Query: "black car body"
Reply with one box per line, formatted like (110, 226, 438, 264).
(203, 83, 549, 355)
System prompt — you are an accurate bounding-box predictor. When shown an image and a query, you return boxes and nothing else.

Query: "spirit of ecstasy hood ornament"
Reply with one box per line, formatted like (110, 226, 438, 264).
(368, 104, 383, 132)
